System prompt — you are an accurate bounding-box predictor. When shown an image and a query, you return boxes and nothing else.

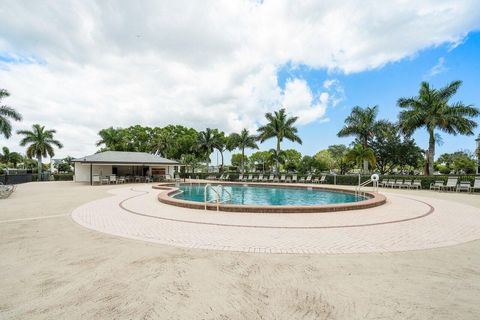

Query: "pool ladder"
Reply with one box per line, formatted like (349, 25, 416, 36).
(355, 178, 379, 197)
(204, 184, 232, 211)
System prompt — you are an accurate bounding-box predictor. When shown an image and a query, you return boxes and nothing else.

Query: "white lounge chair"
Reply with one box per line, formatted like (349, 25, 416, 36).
(378, 179, 388, 187)
(409, 180, 422, 190)
(456, 181, 471, 192)
(292, 175, 297, 183)
(430, 180, 444, 191)
(470, 178, 480, 193)
(268, 175, 274, 182)
(400, 180, 412, 189)
(305, 175, 312, 183)
(319, 176, 326, 184)
(440, 177, 458, 192)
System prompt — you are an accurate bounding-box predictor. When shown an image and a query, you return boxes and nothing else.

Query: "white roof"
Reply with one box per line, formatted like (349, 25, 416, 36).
(73, 151, 179, 165)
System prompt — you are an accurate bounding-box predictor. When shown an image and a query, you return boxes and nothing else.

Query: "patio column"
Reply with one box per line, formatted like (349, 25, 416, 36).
(90, 163, 93, 186)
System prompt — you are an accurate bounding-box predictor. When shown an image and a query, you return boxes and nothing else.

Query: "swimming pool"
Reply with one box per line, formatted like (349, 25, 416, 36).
(156, 183, 386, 213)
(173, 184, 365, 206)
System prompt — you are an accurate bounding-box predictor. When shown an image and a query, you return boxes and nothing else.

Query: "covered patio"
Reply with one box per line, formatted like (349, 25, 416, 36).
(72, 151, 180, 185)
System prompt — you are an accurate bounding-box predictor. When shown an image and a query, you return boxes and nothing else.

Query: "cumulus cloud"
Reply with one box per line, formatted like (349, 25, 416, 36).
(0, 0, 479, 157)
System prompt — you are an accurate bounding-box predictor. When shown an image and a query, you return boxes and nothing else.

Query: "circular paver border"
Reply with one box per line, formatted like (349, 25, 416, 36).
(121, 187, 432, 229)
(154, 182, 387, 213)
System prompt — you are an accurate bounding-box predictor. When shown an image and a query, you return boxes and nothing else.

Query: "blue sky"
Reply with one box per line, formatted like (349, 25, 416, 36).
(271, 31, 480, 160)
(1, 1, 479, 162)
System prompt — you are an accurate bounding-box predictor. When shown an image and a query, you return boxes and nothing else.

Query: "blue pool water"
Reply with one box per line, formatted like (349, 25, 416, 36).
(173, 184, 365, 206)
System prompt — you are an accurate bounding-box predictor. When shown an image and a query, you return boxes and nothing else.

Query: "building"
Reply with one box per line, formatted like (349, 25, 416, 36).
(72, 151, 180, 184)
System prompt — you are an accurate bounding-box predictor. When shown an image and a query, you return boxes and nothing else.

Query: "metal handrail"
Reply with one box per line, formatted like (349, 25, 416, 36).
(217, 185, 232, 204)
(204, 184, 232, 211)
(355, 178, 379, 197)
(204, 183, 221, 211)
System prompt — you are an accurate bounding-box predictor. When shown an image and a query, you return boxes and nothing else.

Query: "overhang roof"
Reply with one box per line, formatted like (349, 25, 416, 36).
(73, 151, 179, 165)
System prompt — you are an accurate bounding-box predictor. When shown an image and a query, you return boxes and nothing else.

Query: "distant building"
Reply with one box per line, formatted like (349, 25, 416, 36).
(72, 151, 180, 185)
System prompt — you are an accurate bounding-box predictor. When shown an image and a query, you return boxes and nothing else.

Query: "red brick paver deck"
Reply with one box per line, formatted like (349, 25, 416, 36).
(71, 186, 480, 254)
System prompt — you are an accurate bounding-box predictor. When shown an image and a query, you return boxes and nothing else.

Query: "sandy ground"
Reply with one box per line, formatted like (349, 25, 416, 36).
(1, 181, 480, 320)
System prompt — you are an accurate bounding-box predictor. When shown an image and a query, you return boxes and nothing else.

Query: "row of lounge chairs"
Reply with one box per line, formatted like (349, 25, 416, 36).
(212, 174, 327, 184)
(0, 182, 16, 199)
(380, 177, 480, 192)
(379, 179, 422, 189)
(429, 177, 480, 193)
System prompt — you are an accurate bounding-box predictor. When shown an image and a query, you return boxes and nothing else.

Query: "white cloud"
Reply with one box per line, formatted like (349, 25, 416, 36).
(426, 57, 449, 77)
(0, 0, 479, 157)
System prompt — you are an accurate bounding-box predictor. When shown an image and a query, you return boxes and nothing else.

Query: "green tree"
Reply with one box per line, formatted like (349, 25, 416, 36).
(283, 149, 302, 172)
(314, 150, 334, 171)
(212, 130, 227, 172)
(197, 128, 217, 169)
(180, 154, 200, 174)
(345, 144, 376, 172)
(228, 129, 258, 173)
(96, 127, 125, 151)
(0, 146, 12, 164)
(337, 105, 387, 172)
(435, 150, 476, 174)
(327, 144, 351, 174)
(0, 89, 23, 139)
(249, 151, 272, 173)
(231, 153, 249, 169)
(257, 108, 302, 172)
(398, 80, 479, 175)
(298, 155, 327, 174)
(17, 124, 63, 178)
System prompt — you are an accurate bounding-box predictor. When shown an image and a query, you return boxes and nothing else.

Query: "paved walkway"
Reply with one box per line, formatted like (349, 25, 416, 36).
(71, 185, 480, 254)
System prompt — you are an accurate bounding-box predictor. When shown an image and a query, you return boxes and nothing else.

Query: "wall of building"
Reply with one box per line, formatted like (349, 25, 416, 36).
(74, 163, 113, 182)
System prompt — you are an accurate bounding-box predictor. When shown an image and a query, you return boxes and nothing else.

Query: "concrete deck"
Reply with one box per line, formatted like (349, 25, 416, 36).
(2, 181, 480, 319)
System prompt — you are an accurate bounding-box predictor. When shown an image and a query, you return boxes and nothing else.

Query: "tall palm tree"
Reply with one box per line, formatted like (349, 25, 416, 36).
(257, 108, 302, 172)
(345, 144, 376, 173)
(337, 105, 387, 172)
(212, 130, 227, 172)
(229, 129, 258, 173)
(197, 128, 216, 169)
(17, 124, 63, 178)
(398, 80, 479, 175)
(0, 89, 23, 139)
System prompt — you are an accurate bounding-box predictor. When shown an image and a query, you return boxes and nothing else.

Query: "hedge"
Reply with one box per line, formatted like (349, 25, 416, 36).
(179, 172, 479, 189)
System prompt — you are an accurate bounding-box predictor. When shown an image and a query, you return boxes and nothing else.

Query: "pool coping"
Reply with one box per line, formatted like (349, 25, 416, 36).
(153, 182, 387, 213)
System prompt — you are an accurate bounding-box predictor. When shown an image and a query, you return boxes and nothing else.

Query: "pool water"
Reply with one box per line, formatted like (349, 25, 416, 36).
(173, 184, 365, 206)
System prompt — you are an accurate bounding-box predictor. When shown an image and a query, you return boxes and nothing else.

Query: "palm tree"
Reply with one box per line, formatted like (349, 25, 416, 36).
(229, 129, 258, 173)
(0, 89, 23, 139)
(337, 105, 387, 172)
(17, 124, 63, 178)
(398, 80, 479, 175)
(0, 146, 11, 164)
(212, 130, 227, 173)
(0, 146, 22, 167)
(345, 144, 376, 173)
(257, 108, 302, 172)
(96, 127, 124, 151)
(197, 128, 216, 170)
